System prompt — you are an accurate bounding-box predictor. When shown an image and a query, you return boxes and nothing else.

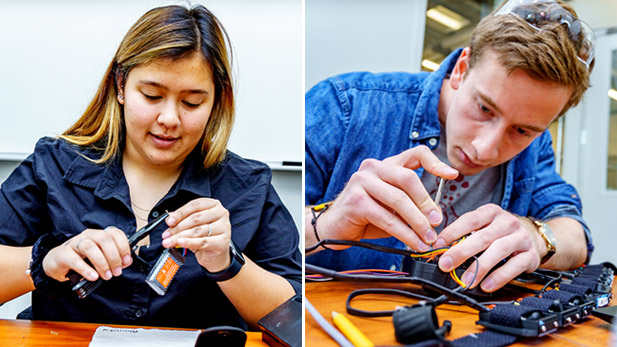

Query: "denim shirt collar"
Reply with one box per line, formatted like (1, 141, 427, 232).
(409, 48, 463, 144)
(63, 147, 212, 203)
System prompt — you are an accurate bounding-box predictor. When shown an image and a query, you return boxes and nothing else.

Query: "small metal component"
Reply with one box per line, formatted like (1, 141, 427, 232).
(434, 178, 445, 205)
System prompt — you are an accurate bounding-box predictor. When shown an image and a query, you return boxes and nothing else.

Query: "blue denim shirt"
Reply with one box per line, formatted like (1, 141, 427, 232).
(305, 48, 593, 271)
(0, 137, 301, 329)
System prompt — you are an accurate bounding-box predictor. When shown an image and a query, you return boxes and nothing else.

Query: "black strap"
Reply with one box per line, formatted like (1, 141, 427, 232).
(488, 304, 539, 327)
(451, 331, 517, 347)
(520, 297, 555, 313)
(558, 283, 591, 296)
(542, 289, 581, 304)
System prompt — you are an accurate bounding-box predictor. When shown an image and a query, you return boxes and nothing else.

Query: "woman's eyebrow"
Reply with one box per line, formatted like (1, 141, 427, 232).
(138, 80, 208, 94)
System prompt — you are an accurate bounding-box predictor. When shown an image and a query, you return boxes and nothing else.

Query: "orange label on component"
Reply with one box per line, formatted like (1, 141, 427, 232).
(155, 257, 180, 288)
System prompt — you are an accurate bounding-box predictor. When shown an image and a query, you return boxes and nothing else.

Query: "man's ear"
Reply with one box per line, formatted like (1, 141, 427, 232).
(450, 47, 471, 90)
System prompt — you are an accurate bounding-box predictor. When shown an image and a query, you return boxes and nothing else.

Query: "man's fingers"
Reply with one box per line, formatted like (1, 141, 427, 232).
(361, 180, 436, 245)
(456, 233, 521, 289)
(436, 204, 501, 248)
(386, 146, 458, 179)
(479, 253, 536, 292)
(360, 198, 430, 252)
(365, 160, 444, 228)
(438, 214, 501, 272)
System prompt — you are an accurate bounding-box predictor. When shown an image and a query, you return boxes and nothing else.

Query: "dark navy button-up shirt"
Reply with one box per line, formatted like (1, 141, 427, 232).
(305, 48, 592, 271)
(0, 137, 301, 329)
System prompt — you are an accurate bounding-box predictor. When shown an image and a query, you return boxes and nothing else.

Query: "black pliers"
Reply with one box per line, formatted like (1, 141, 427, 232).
(68, 212, 169, 298)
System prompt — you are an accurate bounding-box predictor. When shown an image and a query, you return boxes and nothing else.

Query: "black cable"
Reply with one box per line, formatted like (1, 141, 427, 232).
(539, 273, 563, 294)
(346, 288, 436, 317)
(305, 238, 450, 257)
(306, 263, 489, 312)
(503, 282, 540, 295)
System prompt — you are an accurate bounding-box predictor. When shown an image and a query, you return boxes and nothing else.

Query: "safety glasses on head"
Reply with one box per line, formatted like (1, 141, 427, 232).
(495, 0, 595, 69)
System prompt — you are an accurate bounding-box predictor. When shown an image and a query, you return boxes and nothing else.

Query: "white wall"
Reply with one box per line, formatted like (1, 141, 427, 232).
(560, 2, 617, 266)
(305, 0, 428, 91)
(570, 0, 617, 31)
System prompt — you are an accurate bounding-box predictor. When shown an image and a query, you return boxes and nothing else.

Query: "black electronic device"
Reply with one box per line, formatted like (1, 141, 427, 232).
(393, 303, 451, 344)
(407, 254, 506, 298)
(195, 326, 247, 347)
(477, 305, 560, 337)
(68, 212, 169, 298)
(258, 291, 302, 347)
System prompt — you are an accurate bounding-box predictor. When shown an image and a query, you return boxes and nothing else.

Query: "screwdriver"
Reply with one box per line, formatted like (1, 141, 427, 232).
(434, 177, 445, 205)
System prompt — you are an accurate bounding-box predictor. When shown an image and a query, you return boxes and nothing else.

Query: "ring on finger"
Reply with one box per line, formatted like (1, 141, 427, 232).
(207, 223, 213, 237)
(75, 237, 86, 255)
(104, 226, 115, 232)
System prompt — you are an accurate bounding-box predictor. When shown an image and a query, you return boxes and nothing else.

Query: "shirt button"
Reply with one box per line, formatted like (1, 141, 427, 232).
(428, 138, 438, 147)
(151, 211, 160, 218)
(411, 131, 419, 139)
(135, 309, 143, 318)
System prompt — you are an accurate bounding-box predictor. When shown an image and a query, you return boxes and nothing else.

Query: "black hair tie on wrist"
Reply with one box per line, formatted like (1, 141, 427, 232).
(310, 202, 333, 250)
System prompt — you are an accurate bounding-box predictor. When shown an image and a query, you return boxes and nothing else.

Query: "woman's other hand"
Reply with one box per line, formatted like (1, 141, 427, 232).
(162, 198, 233, 272)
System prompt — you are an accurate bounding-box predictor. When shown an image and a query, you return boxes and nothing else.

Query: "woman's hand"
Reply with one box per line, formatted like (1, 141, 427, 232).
(162, 198, 233, 272)
(42, 227, 133, 282)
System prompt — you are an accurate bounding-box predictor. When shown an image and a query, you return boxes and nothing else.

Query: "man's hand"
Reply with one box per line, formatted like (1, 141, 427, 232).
(435, 204, 544, 292)
(308, 146, 458, 252)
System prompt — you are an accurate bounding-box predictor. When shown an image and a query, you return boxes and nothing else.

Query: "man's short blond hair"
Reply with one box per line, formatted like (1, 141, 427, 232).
(468, 0, 593, 117)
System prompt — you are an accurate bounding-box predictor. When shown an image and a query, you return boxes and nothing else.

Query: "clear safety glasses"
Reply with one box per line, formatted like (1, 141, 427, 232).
(495, 0, 595, 69)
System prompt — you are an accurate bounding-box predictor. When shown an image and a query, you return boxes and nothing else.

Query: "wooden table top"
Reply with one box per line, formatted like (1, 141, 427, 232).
(306, 280, 616, 346)
(0, 318, 267, 346)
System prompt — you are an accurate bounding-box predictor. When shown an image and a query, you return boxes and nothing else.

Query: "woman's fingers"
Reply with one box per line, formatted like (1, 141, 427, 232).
(43, 227, 131, 282)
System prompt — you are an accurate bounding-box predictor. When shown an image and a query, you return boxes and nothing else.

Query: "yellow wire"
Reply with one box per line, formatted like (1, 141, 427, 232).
(450, 270, 467, 288)
(406, 236, 470, 288)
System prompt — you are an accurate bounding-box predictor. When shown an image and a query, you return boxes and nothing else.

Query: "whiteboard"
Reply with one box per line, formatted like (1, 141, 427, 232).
(0, 0, 302, 166)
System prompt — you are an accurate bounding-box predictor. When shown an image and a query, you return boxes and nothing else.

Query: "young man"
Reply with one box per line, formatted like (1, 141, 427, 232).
(305, 0, 595, 293)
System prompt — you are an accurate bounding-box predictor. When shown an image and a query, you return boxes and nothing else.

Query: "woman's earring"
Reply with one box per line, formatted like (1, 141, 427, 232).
(117, 93, 124, 101)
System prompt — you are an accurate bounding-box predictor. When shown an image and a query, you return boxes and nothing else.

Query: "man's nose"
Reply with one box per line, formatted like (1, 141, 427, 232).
(472, 125, 502, 162)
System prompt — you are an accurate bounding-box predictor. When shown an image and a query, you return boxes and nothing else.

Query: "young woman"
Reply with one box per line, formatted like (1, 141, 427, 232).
(0, 4, 301, 330)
